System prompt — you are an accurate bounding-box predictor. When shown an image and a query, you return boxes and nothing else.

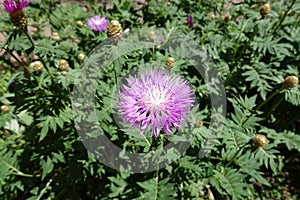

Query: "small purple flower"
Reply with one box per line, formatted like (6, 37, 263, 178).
(87, 16, 108, 32)
(187, 15, 193, 28)
(118, 69, 194, 137)
(3, 0, 30, 13)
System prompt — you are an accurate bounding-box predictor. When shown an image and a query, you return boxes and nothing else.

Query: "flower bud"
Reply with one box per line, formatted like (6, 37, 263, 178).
(69, 34, 75, 40)
(107, 20, 123, 40)
(77, 53, 85, 63)
(253, 134, 268, 147)
(29, 61, 44, 72)
(283, 75, 299, 88)
(195, 120, 204, 127)
(224, 14, 232, 22)
(52, 32, 60, 40)
(148, 31, 156, 41)
(166, 57, 175, 68)
(61, 70, 67, 76)
(58, 59, 69, 71)
(76, 20, 84, 27)
(9, 10, 28, 27)
(260, 4, 270, 17)
(0, 105, 9, 112)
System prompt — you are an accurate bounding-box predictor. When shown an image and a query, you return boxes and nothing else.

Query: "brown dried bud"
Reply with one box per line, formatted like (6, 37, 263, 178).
(148, 31, 156, 41)
(0, 105, 9, 112)
(58, 59, 69, 71)
(9, 10, 27, 27)
(107, 20, 123, 40)
(52, 32, 60, 40)
(166, 57, 175, 68)
(29, 61, 44, 72)
(77, 53, 85, 63)
(253, 134, 268, 147)
(76, 20, 84, 27)
(260, 4, 270, 17)
(195, 120, 204, 127)
(284, 75, 299, 88)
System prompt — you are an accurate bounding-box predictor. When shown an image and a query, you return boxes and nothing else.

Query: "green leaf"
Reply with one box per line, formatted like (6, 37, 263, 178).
(41, 156, 54, 180)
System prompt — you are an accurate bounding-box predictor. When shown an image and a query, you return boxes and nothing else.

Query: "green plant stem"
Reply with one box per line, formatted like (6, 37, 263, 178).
(225, 143, 249, 167)
(256, 87, 283, 111)
(272, 0, 297, 35)
(264, 95, 284, 121)
(243, 87, 284, 125)
(154, 135, 164, 200)
(39, 57, 55, 80)
(113, 62, 119, 94)
(25, 29, 35, 49)
(37, 179, 53, 200)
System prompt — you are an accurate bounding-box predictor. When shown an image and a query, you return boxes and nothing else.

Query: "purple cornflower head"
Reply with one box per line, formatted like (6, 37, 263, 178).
(3, 0, 30, 13)
(118, 69, 195, 137)
(87, 16, 108, 32)
(187, 15, 193, 28)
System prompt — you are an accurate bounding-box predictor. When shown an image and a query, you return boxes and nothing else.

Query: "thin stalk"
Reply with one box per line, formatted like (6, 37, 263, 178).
(113, 62, 119, 94)
(25, 29, 35, 49)
(272, 0, 297, 35)
(154, 135, 164, 200)
(243, 87, 284, 125)
(225, 143, 249, 167)
(37, 179, 53, 200)
(264, 95, 284, 121)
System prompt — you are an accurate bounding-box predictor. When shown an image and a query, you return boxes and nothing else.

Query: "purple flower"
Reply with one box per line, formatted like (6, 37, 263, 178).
(118, 69, 195, 137)
(87, 16, 108, 32)
(187, 15, 193, 28)
(3, 0, 30, 13)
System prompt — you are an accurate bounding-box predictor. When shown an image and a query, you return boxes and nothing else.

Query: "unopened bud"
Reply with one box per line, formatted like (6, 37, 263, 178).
(0, 105, 9, 112)
(166, 57, 175, 68)
(61, 70, 67, 76)
(224, 14, 232, 22)
(195, 120, 204, 127)
(253, 134, 268, 147)
(260, 4, 270, 17)
(52, 32, 60, 40)
(58, 59, 69, 71)
(69, 34, 75, 40)
(29, 61, 44, 72)
(77, 53, 85, 62)
(107, 20, 123, 40)
(284, 75, 299, 88)
(76, 20, 84, 27)
(148, 31, 156, 41)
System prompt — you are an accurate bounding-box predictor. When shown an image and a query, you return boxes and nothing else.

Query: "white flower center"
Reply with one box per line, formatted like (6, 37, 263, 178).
(143, 86, 167, 111)
(94, 20, 101, 26)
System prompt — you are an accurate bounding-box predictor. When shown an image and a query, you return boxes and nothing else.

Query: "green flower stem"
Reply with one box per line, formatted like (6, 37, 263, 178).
(225, 143, 249, 167)
(264, 95, 284, 121)
(243, 87, 284, 125)
(113, 62, 119, 94)
(25, 29, 35, 49)
(272, 0, 297, 35)
(256, 87, 283, 112)
(39, 57, 55, 80)
(37, 179, 53, 200)
(154, 135, 164, 200)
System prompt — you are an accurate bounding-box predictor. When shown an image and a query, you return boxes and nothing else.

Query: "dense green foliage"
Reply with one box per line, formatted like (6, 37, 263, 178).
(0, 0, 299, 199)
